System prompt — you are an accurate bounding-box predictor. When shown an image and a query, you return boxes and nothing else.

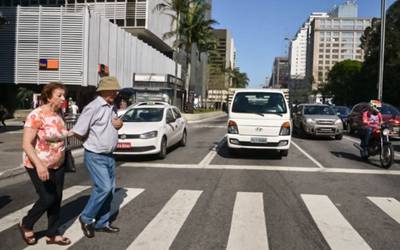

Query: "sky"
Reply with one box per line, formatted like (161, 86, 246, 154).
(212, 0, 396, 88)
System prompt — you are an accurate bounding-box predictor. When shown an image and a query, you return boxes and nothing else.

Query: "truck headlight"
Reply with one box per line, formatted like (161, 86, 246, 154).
(140, 131, 158, 139)
(335, 119, 342, 125)
(280, 121, 291, 136)
(228, 120, 239, 134)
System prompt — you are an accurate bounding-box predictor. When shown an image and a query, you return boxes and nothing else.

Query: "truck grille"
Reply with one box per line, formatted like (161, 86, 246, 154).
(316, 120, 334, 125)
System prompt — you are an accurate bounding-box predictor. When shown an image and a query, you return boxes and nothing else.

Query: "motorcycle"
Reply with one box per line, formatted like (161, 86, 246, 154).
(354, 124, 394, 168)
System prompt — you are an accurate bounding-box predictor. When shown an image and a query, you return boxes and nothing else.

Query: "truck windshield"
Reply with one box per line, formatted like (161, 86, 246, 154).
(231, 92, 287, 114)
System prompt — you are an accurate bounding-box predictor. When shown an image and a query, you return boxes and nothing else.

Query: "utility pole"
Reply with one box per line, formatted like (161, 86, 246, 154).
(377, 0, 386, 101)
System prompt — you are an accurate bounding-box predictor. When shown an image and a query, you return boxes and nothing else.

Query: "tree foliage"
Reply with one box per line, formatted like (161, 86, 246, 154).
(327, 1, 400, 106)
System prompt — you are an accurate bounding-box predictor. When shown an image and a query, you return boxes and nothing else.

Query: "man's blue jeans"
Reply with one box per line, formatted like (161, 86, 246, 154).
(361, 127, 373, 153)
(81, 150, 115, 229)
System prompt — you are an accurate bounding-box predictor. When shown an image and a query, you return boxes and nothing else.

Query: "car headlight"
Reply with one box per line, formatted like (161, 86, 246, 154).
(382, 128, 390, 136)
(140, 131, 158, 139)
(335, 119, 343, 125)
(306, 118, 316, 125)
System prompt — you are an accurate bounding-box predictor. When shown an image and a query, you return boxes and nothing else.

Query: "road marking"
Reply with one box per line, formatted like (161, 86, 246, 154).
(227, 192, 269, 250)
(0, 185, 90, 233)
(291, 141, 325, 168)
(127, 190, 202, 250)
(121, 162, 400, 175)
(301, 194, 371, 250)
(368, 197, 400, 224)
(343, 135, 400, 158)
(25, 187, 145, 250)
(198, 137, 225, 167)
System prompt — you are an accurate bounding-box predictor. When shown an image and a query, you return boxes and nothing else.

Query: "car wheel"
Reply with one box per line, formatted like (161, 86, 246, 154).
(179, 130, 187, 147)
(335, 134, 343, 140)
(281, 149, 289, 157)
(158, 137, 167, 159)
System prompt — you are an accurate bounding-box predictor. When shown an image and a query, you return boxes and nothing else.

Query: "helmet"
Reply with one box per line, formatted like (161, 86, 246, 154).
(370, 99, 381, 113)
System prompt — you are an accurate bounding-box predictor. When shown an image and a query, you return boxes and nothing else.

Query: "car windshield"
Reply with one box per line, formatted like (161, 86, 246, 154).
(231, 92, 287, 114)
(381, 104, 400, 116)
(122, 108, 164, 122)
(334, 106, 350, 115)
(304, 106, 336, 115)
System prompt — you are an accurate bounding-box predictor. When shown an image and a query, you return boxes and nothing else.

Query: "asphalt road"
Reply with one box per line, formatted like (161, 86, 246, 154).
(1, 115, 400, 250)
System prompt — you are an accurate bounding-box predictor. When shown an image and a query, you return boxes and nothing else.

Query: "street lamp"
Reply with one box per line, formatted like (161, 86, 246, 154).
(377, 0, 386, 101)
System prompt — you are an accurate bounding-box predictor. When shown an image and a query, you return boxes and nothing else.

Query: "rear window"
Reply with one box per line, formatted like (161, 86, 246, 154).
(122, 108, 164, 122)
(304, 105, 335, 115)
(231, 92, 287, 114)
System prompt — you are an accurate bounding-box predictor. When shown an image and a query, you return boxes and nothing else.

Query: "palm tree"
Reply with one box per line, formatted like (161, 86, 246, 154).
(225, 67, 249, 88)
(156, 0, 217, 108)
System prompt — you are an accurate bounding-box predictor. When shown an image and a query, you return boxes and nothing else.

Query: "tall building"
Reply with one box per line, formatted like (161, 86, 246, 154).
(289, 12, 328, 80)
(270, 57, 289, 89)
(208, 29, 236, 90)
(306, 1, 371, 90)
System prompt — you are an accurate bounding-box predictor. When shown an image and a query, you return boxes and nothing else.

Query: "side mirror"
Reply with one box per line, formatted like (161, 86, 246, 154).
(167, 117, 176, 123)
(337, 112, 341, 116)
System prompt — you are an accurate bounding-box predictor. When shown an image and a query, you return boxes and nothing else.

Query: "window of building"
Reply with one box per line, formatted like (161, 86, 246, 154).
(67, 0, 74, 3)
(325, 55, 330, 59)
(325, 49, 331, 53)
(332, 43, 339, 47)
(116, 19, 124, 26)
(332, 55, 339, 59)
(319, 55, 323, 58)
(32, 0, 39, 4)
(136, 19, 146, 26)
(333, 37, 339, 42)
(13, 0, 20, 6)
(318, 60, 323, 64)
(39, 0, 47, 4)
(126, 19, 135, 26)
(332, 49, 339, 53)
(21, 0, 29, 5)
(87, 0, 94, 2)
(318, 66, 323, 70)
(326, 37, 331, 42)
(320, 37, 324, 42)
(109, 19, 114, 23)
(333, 32, 339, 37)
(356, 55, 362, 60)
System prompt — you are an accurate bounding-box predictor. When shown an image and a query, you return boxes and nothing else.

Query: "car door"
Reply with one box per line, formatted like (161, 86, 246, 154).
(172, 107, 185, 139)
(165, 108, 178, 146)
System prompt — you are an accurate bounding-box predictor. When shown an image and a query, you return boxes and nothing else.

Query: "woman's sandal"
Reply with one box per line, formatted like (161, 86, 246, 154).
(46, 236, 72, 246)
(18, 223, 37, 245)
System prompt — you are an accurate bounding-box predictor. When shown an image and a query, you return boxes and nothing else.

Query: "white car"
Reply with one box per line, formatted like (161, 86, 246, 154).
(114, 102, 187, 158)
(226, 89, 292, 157)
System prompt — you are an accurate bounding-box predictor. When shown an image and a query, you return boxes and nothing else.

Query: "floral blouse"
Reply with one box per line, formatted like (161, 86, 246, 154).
(23, 107, 68, 169)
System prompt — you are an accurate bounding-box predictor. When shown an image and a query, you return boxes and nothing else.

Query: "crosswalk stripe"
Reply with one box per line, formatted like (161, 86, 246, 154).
(24, 187, 145, 250)
(0, 185, 90, 233)
(301, 194, 371, 250)
(226, 192, 269, 250)
(127, 190, 202, 250)
(368, 197, 400, 224)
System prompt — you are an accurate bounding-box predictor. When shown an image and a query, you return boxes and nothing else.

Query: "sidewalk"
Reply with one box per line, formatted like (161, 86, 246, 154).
(0, 111, 226, 180)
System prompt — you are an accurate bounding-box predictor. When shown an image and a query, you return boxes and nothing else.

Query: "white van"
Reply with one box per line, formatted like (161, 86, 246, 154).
(226, 89, 292, 157)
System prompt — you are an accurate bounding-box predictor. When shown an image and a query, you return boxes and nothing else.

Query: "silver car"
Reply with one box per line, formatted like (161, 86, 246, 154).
(293, 104, 343, 139)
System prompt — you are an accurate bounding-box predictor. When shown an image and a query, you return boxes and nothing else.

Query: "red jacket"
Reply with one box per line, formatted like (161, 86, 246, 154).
(362, 111, 382, 128)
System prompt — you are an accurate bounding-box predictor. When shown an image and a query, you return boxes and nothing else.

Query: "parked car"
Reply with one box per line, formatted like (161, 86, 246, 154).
(226, 89, 291, 157)
(293, 104, 343, 139)
(113, 102, 187, 159)
(348, 102, 400, 138)
(333, 106, 351, 130)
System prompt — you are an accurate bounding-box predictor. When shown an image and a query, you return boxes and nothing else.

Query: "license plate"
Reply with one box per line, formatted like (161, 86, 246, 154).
(117, 142, 132, 149)
(250, 137, 267, 144)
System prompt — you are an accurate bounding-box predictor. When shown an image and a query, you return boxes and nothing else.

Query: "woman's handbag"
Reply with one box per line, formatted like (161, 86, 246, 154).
(63, 149, 76, 172)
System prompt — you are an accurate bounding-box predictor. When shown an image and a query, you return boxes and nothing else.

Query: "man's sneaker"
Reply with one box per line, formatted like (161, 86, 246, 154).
(95, 225, 120, 233)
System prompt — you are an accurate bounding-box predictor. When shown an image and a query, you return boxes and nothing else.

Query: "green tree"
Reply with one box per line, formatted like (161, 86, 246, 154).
(326, 60, 362, 105)
(360, 1, 400, 106)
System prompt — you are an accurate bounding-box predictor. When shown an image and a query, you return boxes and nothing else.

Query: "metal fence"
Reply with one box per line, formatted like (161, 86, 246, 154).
(64, 115, 83, 150)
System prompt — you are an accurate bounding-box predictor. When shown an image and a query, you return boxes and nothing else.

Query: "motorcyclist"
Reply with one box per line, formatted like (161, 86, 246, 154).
(360, 100, 383, 158)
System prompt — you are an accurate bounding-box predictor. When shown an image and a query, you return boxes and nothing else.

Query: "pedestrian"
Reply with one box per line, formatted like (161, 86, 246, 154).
(71, 76, 123, 238)
(19, 82, 71, 246)
(0, 104, 8, 127)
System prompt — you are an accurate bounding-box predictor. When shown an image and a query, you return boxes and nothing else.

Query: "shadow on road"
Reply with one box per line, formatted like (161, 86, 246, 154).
(217, 142, 282, 160)
(330, 151, 394, 169)
(0, 126, 23, 134)
(0, 195, 12, 210)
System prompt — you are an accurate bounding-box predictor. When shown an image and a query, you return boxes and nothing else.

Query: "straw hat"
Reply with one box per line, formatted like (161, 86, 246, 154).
(96, 76, 121, 92)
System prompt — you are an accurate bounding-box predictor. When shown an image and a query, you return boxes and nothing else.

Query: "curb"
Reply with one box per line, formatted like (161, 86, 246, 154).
(0, 148, 84, 181)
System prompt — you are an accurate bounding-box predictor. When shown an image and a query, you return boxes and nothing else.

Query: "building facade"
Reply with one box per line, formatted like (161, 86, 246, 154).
(269, 57, 289, 89)
(307, 1, 371, 90)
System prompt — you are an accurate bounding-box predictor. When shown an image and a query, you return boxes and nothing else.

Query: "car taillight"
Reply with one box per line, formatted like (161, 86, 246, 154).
(280, 121, 291, 136)
(228, 120, 239, 134)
